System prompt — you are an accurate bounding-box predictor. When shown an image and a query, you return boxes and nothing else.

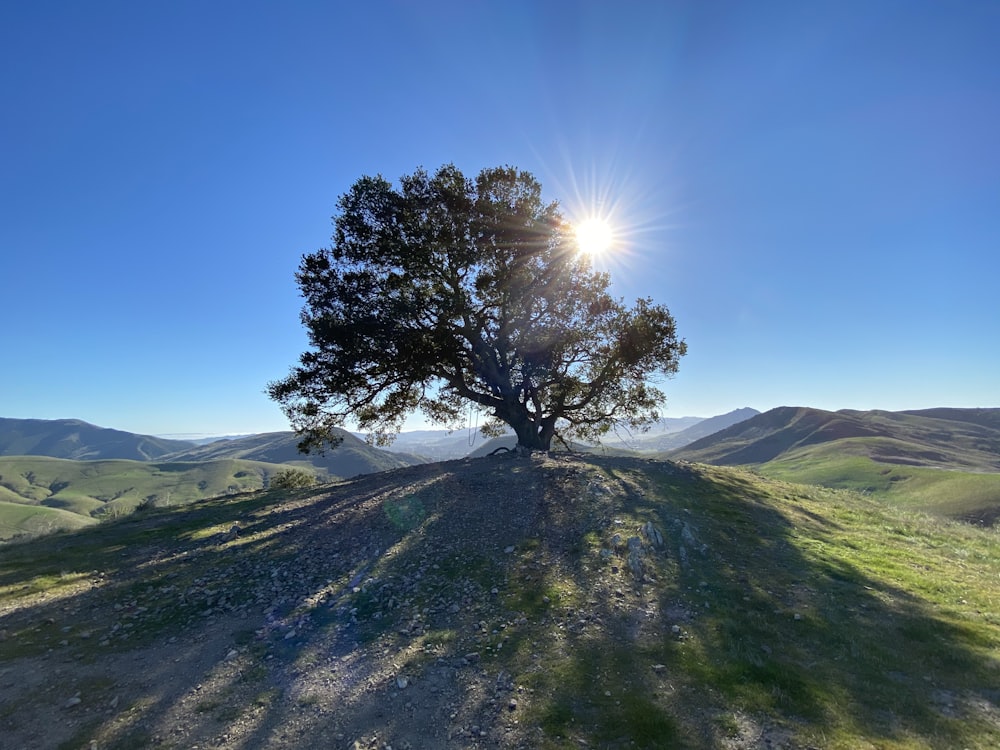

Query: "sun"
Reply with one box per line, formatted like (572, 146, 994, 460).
(575, 217, 614, 257)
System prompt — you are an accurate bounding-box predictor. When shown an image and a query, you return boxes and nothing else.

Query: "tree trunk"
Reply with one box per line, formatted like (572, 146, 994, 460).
(495, 402, 555, 453)
(510, 416, 553, 452)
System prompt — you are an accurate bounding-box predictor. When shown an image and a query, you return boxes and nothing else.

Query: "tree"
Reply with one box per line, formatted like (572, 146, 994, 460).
(269, 468, 318, 490)
(268, 164, 686, 453)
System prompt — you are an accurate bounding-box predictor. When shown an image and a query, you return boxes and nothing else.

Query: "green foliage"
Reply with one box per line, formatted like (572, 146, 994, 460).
(269, 164, 686, 452)
(269, 468, 317, 490)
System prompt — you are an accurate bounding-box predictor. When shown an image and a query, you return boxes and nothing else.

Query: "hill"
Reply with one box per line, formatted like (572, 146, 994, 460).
(162, 429, 426, 476)
(0, 456, 312, 541)
(1, 454, 997, 749)
(671, 407, 1000, 524)
(625, 407, 760, 452)
(0, 421, 427, 540)
(0, 417, 196, 460)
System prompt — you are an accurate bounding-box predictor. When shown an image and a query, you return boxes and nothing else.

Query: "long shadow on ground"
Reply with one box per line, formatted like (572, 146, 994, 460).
(0, 454, 997, 749)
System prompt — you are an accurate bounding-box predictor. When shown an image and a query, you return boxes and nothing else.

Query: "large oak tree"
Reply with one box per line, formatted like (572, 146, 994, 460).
(268, 164, 686, 453)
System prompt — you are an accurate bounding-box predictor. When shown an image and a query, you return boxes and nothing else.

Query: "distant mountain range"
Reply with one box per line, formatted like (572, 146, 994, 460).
(0, 418, 423, 479)
(374, 409, 760, 459)
(0, 418, 194, 461)
(164, 431, 426, 477)
(2, 407, 998, 538)
(671, 406, 1000, 470)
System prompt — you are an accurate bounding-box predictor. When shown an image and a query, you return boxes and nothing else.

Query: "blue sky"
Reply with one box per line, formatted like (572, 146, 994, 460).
(2, 0, 997, 437)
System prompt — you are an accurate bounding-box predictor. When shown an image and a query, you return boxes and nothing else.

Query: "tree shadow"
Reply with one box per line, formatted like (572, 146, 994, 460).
(522, 457, 1000, 748)
(0, 456, 553, 749)
(0, 455, 997, 749)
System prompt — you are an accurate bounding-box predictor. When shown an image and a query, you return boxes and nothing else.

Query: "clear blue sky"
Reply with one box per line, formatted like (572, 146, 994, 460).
(2, 1, 997, 438)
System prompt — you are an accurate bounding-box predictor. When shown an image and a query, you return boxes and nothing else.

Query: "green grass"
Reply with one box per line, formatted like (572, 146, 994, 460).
(492, 460, 1000, 748)
(0, 455, 318, 539)
(760, 441, 1000, 522)
(0, 499, 98, 539)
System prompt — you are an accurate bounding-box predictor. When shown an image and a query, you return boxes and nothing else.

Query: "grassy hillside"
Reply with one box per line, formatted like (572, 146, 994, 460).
(672, 407, 1000, 525)
(0, 417, 196, 460)
(0, 500, 98, 539)
(675, 407, 1000, 471)
(0, 456, 315, 541)
(0, 455, 997, 749)
(757, 441, 1000, 525)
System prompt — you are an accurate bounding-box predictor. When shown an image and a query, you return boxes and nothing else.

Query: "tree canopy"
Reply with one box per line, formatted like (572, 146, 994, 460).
(268, 164, 686, 453)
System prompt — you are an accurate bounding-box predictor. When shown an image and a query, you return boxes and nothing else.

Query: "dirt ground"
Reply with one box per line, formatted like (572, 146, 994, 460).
(1, 452, 844, 750)
(0, 453, 609, 750)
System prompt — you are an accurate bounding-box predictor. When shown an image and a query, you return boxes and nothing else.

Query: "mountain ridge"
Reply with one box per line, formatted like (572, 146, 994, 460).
(672, 406, 1000, 470)
(0, 417, 196, 461)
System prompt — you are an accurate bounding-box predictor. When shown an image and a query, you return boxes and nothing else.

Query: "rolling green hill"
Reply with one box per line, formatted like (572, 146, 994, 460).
(0, 456, 313, 541)
(671, 407, 1000, 524)
(0, 420, 428, 540)
(0, 454, 997, 748)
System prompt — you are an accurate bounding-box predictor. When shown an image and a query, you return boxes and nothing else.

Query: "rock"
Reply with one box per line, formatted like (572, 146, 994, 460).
(503, 545, 515, 554)
(508, 698, 518, 711)
(64, 694, 81, 708)
(680, 522, 698, 547)
(626, 536, 644, 577)
(652, 664, 667, 673)
(396, 676, 408, 689)
(641, 521, 664, 546)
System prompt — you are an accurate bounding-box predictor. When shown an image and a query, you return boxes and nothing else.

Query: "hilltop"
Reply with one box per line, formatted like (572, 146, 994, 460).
(0, 418, 194, 461)
(1, 453, 997, 749)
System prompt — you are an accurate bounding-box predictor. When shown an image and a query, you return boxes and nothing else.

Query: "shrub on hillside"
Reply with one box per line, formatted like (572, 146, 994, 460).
(270, 469, 317, 490)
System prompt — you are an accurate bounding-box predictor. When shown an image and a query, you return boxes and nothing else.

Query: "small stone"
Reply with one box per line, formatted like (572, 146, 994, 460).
(503, 545, 515, 554)
(794, 613, 802, 621)
(508, 699, 518, 711)
(463, 652, 481, 663)
(284, 629, 297, 639)
(226, 649, 239, 659)
(64, 694, 81, 708)
(652, 664, 667, 673)
(397, 676, 408, 689)
(671, 625, 682, 635)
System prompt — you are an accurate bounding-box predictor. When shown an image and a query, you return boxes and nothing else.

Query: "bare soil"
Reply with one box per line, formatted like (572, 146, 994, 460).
(0, 453, 662, 750)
